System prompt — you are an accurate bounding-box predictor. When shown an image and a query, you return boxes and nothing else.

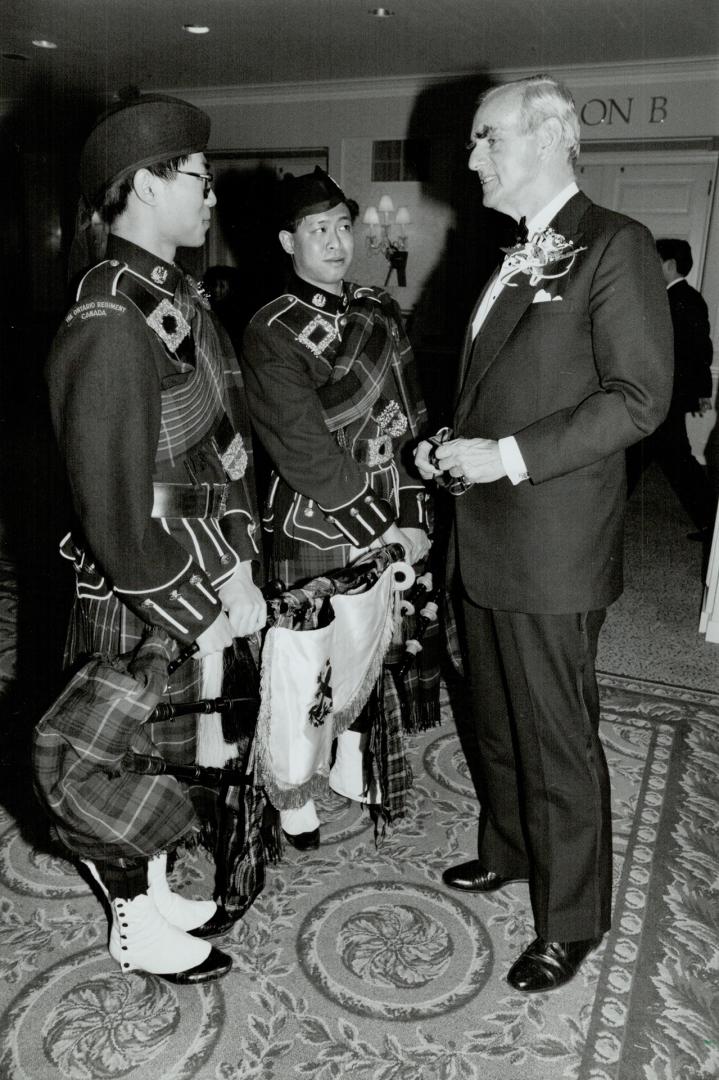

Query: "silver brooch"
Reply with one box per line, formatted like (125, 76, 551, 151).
(297, 314, 338, 358)
(187, 275, 212, 309)
(312, 292, 327, 308)
(220, 433, 248, 480)
(151, 265, 169, 285)
(146, 299, 191, 351)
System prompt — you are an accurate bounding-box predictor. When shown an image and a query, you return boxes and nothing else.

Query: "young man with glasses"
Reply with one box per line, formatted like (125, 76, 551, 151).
(41, 93, 265, 983)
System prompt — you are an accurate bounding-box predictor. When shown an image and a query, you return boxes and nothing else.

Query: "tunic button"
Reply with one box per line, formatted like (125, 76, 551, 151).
(304, 507, 315, 517)
(220, 553, 233, 565)
(109, 260, 120, 267)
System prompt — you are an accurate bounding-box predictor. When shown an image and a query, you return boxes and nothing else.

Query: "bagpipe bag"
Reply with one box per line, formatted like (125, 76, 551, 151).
(254, 565, 396, 810)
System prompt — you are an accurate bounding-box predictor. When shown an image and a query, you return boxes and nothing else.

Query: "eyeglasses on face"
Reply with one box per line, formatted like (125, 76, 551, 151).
(177, 170, 214, 199)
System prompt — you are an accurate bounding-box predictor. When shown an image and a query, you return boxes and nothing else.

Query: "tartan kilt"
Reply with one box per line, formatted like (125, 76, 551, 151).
(65, 590, 203, 767)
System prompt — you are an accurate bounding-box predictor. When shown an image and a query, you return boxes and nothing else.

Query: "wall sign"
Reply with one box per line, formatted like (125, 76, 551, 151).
(578, 96, 669, 127)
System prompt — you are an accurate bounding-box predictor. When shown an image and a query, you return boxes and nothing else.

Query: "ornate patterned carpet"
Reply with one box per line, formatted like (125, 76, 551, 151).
(0, 674, 716, 1080)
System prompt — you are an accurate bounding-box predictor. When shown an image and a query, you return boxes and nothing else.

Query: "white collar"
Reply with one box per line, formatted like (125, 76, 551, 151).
(526, 181, 580, 239)
(666, 277, 683, 291)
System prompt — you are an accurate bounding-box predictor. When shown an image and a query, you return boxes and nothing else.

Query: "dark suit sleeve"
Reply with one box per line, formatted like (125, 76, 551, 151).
(516, 220, 674, 484)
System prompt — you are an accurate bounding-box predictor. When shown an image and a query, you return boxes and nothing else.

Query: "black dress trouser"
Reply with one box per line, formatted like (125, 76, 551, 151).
(458, 597, 613, 942)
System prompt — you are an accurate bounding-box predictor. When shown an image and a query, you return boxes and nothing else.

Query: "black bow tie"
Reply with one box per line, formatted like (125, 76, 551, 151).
(515, 216, 528, 244)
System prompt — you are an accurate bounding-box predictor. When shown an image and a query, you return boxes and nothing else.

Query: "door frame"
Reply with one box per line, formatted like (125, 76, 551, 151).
(576, 148, 718, 291)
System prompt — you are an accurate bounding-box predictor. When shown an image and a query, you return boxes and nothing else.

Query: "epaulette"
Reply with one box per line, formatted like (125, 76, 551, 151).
(250, 293, 296, 326)
(74, 258, 130, 302)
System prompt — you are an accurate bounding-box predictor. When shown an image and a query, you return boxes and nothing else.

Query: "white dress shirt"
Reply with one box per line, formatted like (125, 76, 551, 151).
(471, 181, 580, 484)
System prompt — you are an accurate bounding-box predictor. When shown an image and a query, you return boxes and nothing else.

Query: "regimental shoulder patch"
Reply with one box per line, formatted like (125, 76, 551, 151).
(151, 265, 168, 285)
(297, 314, 339, 358)
(146, 298, 191, 352)
(312, 292, 327, 309)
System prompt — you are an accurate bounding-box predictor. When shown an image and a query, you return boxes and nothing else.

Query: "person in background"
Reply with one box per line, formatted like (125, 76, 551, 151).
(41, 93, 265, 983)
(628, 238, 716, 542)
(415, 74, 673, 993)
(202, 264, 245, 350)
(242, 167, 430, 849)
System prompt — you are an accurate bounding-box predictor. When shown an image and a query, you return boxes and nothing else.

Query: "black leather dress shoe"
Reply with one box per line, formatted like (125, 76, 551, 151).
(442, 860, 526, 892)
(162, 945, 233, 984)
(507, 936, 601, 993)
(189, 905, 235, 939)
(283, 828, 320, 851)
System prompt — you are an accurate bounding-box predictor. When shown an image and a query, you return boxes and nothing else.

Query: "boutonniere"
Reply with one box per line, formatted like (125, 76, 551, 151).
(499, 228, 587, 287)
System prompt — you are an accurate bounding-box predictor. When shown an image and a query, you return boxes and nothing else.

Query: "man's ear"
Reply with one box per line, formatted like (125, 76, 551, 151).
(537, 117, 563, 158)
(132, 167, 161, 206)
(278, 229, 295, 255)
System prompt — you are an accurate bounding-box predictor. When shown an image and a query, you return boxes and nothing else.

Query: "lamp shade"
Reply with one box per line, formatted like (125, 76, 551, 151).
(362, 205, 380, 225)
(377, 195, 395, 213)
(395, 206, 411, 226)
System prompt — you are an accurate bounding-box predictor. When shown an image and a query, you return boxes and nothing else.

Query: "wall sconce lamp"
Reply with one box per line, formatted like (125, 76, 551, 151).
(363, 195, 411, 286)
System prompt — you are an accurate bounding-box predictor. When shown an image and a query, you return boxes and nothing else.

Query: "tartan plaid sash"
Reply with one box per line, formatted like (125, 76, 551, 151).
(152, 275, 228, 464)
(317, 286, 426, 439)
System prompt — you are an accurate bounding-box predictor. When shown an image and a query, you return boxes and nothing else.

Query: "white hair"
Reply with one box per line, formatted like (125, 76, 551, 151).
(481, 75, 581, 164)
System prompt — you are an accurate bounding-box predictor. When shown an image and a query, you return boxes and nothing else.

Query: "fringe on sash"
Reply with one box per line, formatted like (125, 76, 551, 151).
(253, 580, 396, 811)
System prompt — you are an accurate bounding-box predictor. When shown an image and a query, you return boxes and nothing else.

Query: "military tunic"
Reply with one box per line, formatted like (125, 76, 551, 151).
(46, 235, 260, 764)
(242, 273, 428, 581)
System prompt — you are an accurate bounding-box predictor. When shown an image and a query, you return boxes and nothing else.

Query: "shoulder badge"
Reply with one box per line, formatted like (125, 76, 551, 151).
(146, 298, 191, 352)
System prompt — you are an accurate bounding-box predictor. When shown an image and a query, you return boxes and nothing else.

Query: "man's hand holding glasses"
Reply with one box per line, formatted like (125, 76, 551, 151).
(414, 427, 507, 495)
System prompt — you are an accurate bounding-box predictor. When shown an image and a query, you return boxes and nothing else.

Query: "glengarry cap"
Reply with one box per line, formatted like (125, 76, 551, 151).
(79, 93, 211, 205)
(278, 166, 347, 225)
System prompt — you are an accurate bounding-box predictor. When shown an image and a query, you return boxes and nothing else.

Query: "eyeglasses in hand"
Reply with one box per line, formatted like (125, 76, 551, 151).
(427, 426, 474, 496)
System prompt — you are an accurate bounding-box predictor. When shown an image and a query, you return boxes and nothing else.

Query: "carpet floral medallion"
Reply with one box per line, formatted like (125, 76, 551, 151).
(0, 673, 716, 1080)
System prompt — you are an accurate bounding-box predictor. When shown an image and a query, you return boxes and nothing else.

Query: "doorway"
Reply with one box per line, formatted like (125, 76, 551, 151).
(578, 149, 718, 461)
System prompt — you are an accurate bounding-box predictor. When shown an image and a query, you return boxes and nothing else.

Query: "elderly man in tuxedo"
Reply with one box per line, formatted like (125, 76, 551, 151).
(416, 74, 673, 993)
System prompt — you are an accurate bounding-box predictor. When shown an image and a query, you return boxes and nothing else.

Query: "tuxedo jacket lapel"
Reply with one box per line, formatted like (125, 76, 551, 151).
(455, 191, 592, 423)
(454, 281, 492, 407)
(548, 189, 591, 250)
(455, 277, 534, 422)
